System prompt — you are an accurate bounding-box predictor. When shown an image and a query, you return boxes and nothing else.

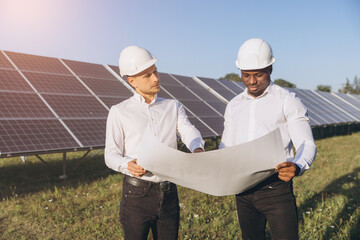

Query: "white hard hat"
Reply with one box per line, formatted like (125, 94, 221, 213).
(235, 38, 275, 70)
(118, 46, 157, 77)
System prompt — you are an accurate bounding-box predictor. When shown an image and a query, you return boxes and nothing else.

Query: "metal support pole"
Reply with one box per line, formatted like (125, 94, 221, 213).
(59, 152, 67, 179)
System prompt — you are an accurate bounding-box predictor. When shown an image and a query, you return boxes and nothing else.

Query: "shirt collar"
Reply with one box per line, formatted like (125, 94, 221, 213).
(242, 81, 274, 100)
(133, 92, 158, 104)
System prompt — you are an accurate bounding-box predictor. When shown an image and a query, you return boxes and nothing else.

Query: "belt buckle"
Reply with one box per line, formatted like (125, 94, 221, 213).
(160, 182, 170, 192)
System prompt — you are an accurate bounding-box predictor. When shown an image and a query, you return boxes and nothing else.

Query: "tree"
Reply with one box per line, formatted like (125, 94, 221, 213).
(316, 85, 331, 92)
(273, 79, 296, 88)
(339, 76, 360, 94)
(219, 73, 242, 82)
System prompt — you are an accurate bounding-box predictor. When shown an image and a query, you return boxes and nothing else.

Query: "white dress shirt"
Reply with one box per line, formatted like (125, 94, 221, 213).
(105, 92, 204, 182)
(220, 82, 316, 175)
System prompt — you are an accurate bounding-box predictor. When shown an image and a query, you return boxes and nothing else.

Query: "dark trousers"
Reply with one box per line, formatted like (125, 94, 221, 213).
(235, 174, 298, 240)
(119, 175, 180, 240)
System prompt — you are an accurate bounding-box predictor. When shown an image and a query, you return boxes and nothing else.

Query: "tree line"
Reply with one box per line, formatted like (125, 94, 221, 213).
(220, 73, 360, 94)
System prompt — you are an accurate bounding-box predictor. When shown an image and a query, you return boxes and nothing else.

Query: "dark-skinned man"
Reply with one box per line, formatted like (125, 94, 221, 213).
(220, 38, 317, 240)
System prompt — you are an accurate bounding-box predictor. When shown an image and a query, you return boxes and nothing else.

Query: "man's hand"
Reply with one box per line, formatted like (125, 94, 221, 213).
(128, 159, 146, 177)
(275, 162, 300, 182)
(193, 148, 204, 153)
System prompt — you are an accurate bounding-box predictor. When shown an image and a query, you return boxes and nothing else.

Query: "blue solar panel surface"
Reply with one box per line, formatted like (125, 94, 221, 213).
(1, 50, 360, 157)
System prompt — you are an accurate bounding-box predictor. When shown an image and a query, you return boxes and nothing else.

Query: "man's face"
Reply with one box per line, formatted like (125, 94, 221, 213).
(241, 68, 271, 98)
(128, 65, 160, 98)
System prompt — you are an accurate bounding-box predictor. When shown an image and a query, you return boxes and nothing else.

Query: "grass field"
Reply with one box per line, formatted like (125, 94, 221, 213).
(0, 132, 359, 239)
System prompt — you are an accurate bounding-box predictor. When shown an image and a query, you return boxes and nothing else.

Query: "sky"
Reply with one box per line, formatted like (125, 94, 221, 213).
(0, 0, 359, 91)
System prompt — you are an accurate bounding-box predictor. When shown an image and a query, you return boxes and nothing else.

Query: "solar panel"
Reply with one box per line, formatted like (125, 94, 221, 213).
(23, 72, 90, 95)
(0, 69, 34, 92)
(0, 51, 125, 157)
(99, 96, 129, 108)
(195, 76, 237, 102)
(0, 119, 80, 155)
(0, 92, 55, 119)
(0, 51, 14, 69)
(173, 75, 226, 115)
(232, 81, 246, 91)
(349, 94, 360, 103)
(286, 88, 354, 126)
(62, 59, 115, 79)
(333, 93, 360, 107)
(159, 73, 223, 136)
(314, 91, 360, 121)
(5, 51, 70, 74)
(219, 80, 245, 94)
(1, 49, 359, 160)
(63, 119, 107, 147)
(42, 94, 108, 118)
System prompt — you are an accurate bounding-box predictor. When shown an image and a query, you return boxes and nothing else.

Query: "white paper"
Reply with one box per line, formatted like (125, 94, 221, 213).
(137, 127, 285, 196)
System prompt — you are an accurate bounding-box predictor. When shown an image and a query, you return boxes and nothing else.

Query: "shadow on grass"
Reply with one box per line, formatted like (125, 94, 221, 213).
(298, 167, 360, 239)
(0, 153, 116, 200)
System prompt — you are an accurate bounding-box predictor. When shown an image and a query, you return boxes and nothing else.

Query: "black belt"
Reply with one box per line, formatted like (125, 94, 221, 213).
(124, 175, 174, 192)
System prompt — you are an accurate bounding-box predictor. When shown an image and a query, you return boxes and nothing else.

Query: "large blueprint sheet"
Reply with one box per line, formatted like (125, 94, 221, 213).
(138, 128, 285, 196)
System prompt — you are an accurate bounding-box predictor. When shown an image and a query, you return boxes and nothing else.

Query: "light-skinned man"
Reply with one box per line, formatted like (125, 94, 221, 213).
(105, 46, 204, 240)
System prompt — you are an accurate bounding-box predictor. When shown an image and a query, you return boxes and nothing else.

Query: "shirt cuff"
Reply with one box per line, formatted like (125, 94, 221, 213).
(119, 157, 135, 173)
(188, 137, 205, 152)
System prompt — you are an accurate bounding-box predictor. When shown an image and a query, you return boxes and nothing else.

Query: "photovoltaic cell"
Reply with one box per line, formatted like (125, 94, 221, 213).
(23, 72, 90, 95)
(42, 94, 108, 119)
(196, 77, 237, 101)
(187, 116, 216, 138)
(81, 77, 133, 98)
(63, 59, 115, 79)
(63, 119, 107, 147)
(0, 92, 54, 119)
(314, 91, 360, 121)
(108, 65, 121, 77)
(220, 80, 244, 94)
(286, 88, 352, 126)
(0, 119, 80, 155)
(100, 96, 129, 108)
(159, 73, 223, 135)
(349, 94, 360, 104)
(157, 88, 173, 99)
(232, 81, 246, 91)
(0, 69, 33, 92)
(0, 51, 14, 69)
(2, 50, 359, 157)
(174, 75, 223, 102)
(5, 51, 71, 75)
(333, 93, 360, 108)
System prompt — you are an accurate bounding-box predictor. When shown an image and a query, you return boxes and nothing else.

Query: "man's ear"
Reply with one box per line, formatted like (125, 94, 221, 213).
(128, 76, 136, 88)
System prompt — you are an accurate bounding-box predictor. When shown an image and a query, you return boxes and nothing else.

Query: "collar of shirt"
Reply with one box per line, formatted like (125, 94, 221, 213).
(132, 92, 158, 105)
(242, 81, 274, 100)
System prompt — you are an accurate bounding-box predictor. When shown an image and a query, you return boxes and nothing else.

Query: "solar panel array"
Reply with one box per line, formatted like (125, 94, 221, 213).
(1, 50, 360, 158)
(192, 76, 360, 127)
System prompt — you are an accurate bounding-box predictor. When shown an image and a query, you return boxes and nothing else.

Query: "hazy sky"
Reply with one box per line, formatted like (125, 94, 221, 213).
(1, 0, 359, 91)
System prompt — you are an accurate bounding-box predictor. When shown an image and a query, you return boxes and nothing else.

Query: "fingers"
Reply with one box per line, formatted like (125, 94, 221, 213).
(128, 159, 146, 177)
(275, 162, 296, 182)
(275, 162, 294, 171)
(193, 148, 204, 153)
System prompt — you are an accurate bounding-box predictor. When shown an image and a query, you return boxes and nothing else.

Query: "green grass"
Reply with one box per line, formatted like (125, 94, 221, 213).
(0, 132, 360, 239)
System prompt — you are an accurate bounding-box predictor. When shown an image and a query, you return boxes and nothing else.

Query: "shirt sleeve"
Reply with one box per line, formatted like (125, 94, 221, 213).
(104, 106, 134, 173)
(284, 94, 317, 175)
(176, 102, 205, 152)
(219, 102, 234, 149)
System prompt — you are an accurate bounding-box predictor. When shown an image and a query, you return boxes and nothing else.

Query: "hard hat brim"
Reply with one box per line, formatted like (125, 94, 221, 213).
(127, 58, 158, 77)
